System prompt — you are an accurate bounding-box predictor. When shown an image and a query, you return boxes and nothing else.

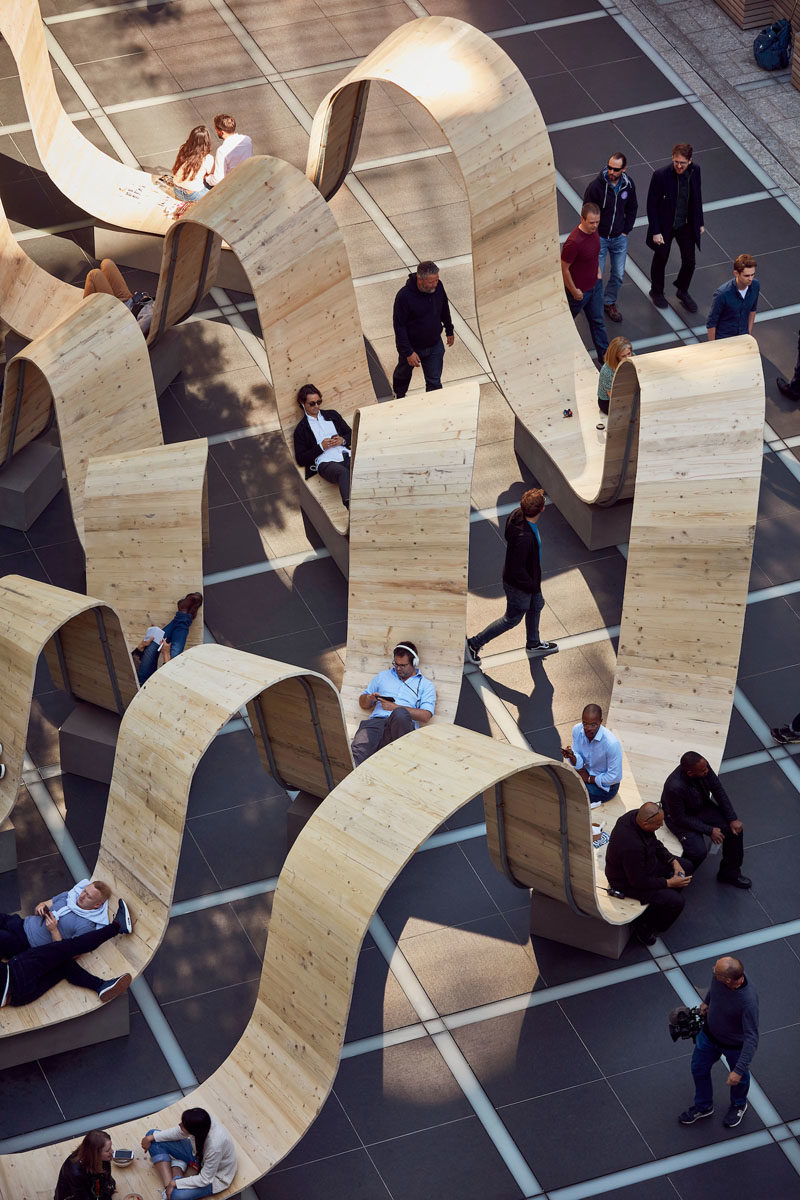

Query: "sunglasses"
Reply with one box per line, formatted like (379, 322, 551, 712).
(305, 398, 322, 407)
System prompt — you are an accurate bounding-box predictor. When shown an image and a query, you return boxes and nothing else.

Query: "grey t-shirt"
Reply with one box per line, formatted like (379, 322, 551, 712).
(23, 890, 97, 947)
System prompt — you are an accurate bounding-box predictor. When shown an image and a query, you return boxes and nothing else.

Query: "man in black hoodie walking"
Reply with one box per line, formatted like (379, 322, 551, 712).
(465, 488, 558, 664)
(392, 260, 455, 397)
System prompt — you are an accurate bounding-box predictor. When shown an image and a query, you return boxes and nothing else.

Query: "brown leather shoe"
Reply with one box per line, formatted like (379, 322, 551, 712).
(604, 303, 623, 323)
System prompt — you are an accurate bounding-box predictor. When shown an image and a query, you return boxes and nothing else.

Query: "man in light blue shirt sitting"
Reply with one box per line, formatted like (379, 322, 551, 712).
(351, 641, 436, 767)
(562, 703, 623, 806)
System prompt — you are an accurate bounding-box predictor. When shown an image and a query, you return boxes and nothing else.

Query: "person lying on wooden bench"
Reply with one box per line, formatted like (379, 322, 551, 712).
(351, 641, 436, 766)
(0, 878, 116, 957)
(0, 899, 133, 1008)
(293, 383, 352, 510)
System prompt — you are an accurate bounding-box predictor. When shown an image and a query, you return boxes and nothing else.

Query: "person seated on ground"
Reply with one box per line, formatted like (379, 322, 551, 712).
(83, 258, 155, 337)
(0, 878, 111, 958)
(54, 1129, 116, 1200)
(562, 703, 622, 806)
(142, 1107, 237, 1198)
(662, 751, 750, 889)
(292, 384, 352, 510)
(605, 801, 693, 945)
(597, 336, 633, 415)
(172, 124, 213, 202)
(0, 898, 132, 1007)
(204, 113, 253, 188)
(351, 642, 436, 767)
(136, 594, 203, 685)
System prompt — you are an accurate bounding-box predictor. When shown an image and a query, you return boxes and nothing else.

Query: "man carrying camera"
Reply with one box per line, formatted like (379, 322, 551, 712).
(680, 955, 758, 1129)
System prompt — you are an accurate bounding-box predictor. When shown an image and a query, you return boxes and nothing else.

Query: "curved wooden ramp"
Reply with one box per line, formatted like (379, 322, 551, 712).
(306, 15, 638, 506)
(0, 575, 137, 824)
(0, 196, 82, 341)
(342, 383, 480, 731)
(0, 293, 163, 544)
(1, 0, 179, 236)
(0, 642, 352, 1046)
(84, 439, 209, 650)
(0, 723, 591, 1200)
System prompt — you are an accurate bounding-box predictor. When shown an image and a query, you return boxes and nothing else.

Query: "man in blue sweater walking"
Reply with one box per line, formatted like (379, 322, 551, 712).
(391, 261, 455, 397)
(680, 955, 759, 1129)
(706, 254, 759, 341)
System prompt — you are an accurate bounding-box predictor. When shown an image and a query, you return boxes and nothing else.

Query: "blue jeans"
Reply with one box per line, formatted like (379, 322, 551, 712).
(137, 640, 161, 685)
(392, 337, 445, 396)
(174, 185, 208, 202)
(691, 1028, 750, 1110)
(146, 1133, 213, 1196)
(598, 234, 628, 306)
(471, 585, 544, 651)
(162, 612, 193, 657)
(567, 280, 609, 361)
(586, 780, 620, 804)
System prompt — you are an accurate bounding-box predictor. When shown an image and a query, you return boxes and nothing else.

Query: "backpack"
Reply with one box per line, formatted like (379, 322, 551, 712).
(753, 18, 792, 70)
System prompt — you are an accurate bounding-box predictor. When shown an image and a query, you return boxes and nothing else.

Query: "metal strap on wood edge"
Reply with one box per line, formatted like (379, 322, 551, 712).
(93, 608, 125, 716)
(52, 629, 71, 696)
(297, 677, 335, 794)
(493, 781, 529, 890)
(250, 696, 287, 791)
(544, 763, 591, 917)
(5, 358, 26, 464)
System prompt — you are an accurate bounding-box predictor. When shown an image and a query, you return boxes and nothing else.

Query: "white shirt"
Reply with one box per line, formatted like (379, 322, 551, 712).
(306, 411, 348, 466)
(571, 723, 623, 792)
(153, 1120, 237, 1192)
(208, 133, 253, 185)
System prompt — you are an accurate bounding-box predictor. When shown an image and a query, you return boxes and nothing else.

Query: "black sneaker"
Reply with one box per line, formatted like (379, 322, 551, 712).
(649, 290, 668, 309)
(776, 377, 800, 401)
(115, 898, 132, 934)
(676, 288, 698, 313)
(771, 724, 800, 744)
(723, 1102, 748, 1128)
(98, 973, 132, 1003)
(679, 1105, 713, 1125)
(634, 925, 657, 947)
(465, 638, 481, 665)
(526, 641, 558, 656)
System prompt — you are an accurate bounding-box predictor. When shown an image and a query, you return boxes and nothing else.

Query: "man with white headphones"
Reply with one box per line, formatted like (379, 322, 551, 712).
(350, 641, 436, 767)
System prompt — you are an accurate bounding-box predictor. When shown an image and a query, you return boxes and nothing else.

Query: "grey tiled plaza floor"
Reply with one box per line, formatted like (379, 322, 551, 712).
(3, 0, 800, 1197)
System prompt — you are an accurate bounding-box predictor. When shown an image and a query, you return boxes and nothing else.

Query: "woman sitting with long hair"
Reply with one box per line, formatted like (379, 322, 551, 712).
(54, 1129, 116, 1200)
(142, 1107, 237, 1197)
(172, 126, 213, 202)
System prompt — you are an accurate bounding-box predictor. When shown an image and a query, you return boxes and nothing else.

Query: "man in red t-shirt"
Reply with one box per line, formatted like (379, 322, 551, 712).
(561, 202, 609, 362)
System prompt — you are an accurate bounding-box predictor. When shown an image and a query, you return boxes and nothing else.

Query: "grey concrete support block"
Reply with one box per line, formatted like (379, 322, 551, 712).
(514, 418, 633, 551)
(94, 223, 252, 293)
(59, 701, 121, 784)
(287, 791, 324, 850)
(0, 440, 63, 530)
(1, 994, 130, 1070)
(530, 891, 632, 959)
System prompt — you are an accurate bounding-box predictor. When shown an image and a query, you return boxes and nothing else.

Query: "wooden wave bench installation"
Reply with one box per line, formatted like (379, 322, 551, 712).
(0, 723, 600, 1200)
(342, 383, 480, 731)
(0, 643, 352, 1069)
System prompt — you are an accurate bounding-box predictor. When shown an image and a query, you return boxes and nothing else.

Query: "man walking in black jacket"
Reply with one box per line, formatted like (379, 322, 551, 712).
(646, 141, 704, 313)
(392, 260, 455, 397)
(605, 802, 693, 945)
(661, 752, 750, 888)
(583, 152, 638, 323)
(465, 488, 557, 664)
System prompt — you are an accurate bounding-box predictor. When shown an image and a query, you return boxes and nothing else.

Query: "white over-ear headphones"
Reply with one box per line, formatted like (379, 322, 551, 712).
(393, 642, 419, 668)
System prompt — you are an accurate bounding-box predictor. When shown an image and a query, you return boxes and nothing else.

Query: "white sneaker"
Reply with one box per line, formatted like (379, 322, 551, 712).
(0, 764, 5, 780)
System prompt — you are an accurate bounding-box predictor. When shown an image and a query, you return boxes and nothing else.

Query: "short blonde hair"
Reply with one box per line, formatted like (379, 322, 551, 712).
(91, 881, 111, 902)
(604, 337, 633, 371)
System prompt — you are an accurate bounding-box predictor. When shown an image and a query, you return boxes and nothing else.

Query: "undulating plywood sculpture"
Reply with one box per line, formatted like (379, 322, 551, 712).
(0, 723, 582, 1200)
(342, 384, 480, 731)
(0, 196, 82, 341)
(84, 439, 209, 650)
(0, 576, 137, 824)
(307, 15, 639, 512)
(0, 293, 163, 543)
(0, 642, 352, 1048)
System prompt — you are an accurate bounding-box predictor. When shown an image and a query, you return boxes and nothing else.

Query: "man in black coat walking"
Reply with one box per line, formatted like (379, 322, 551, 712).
(646, 142, 704, 314)
(391, 260, 455, 397)
(661, 751, 750, 888)
(465, 488, 557, 665)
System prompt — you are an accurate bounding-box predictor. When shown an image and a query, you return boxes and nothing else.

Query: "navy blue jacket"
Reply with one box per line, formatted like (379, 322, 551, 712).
(646, 162, 704, 250)
(392, 273, 454, 356)
(583, 169, 638, 239)
(705, 278, 759, 337)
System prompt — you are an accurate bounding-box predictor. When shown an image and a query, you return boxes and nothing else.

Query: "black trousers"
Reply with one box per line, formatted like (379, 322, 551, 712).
(650, 224, 696, 295)
(0, 912, 29, 958)
(623, 856, 693, 934)
(5, 922, 117, 1007)
(317, 459, 350, 508)
(673, 811, 744, 879)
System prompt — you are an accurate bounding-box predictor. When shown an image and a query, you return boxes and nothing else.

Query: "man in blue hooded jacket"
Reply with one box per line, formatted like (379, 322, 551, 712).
(583, 152, 638, 323)
(391, 261, 455, 397)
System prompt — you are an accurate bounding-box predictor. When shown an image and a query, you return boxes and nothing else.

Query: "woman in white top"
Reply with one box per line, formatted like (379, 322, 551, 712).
(172, 126, 213, 203)
(142, 1107, 237, 1196)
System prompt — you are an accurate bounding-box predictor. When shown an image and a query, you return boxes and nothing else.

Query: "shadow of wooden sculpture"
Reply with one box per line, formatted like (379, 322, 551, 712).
(84, 439, 209, 651)
(0, 642, 352, 1070)
(0, 575, 138, 826)
(342, 383, 480, 733)
(0, 723, 588, 1200)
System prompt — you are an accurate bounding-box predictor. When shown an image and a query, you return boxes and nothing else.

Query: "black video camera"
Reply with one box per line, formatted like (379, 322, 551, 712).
(668, 1005, 703, 1043)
